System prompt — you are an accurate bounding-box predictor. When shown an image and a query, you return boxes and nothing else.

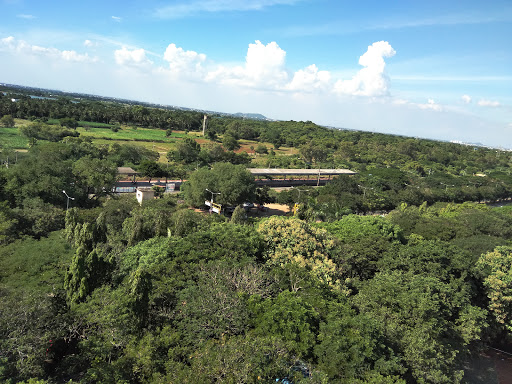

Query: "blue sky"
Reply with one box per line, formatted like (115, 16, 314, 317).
(1, 0, 511, 148)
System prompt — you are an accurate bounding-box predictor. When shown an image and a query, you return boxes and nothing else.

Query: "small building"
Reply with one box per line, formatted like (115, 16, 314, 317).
(117, 167, 139, 183)
(136, 187, 154, 205)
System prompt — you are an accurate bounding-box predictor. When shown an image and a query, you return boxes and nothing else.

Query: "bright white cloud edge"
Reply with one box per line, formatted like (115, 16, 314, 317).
(0, 35, 510, 148)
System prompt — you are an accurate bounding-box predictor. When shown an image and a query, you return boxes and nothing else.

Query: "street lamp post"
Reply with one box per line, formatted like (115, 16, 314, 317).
(295, 188, 308, 203)
(62, 190, 75, 211)
(205, 189, 221, 213)
(358, 185, 373, 199)
(205, 188, 221, 204)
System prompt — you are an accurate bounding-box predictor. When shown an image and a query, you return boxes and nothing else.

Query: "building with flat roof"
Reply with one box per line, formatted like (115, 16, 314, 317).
(248, 168, 356, 177)
(248, 168, 357, 187)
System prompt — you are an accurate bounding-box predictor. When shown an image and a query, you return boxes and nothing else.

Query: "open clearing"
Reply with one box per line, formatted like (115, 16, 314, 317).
(0, 127, 28, 148)
(2, 122, 297, 163)
(248, 203, 290, 217)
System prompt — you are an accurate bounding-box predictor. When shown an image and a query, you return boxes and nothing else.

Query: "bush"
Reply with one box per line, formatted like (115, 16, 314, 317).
(0, 114, 15, 128)
(230, 205, 247, 224)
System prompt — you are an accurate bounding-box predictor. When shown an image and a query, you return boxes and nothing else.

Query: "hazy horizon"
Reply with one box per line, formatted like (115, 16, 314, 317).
(3, 81, 505, 150)
(1, 0, 511, 148)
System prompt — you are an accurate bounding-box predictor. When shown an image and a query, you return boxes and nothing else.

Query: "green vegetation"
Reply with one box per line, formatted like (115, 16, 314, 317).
(4, 199, 508, 383)
(78, 126, 183, 142)
(1, 85, 512, 383)
(0, 114, 15, 128)
(0, 127, 29, 148)
(183, 163, 256, 206)
(478, 246, 512, 331)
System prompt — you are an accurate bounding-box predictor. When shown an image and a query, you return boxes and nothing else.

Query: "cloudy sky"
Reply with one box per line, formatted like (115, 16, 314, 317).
(1, 0, 511, 148)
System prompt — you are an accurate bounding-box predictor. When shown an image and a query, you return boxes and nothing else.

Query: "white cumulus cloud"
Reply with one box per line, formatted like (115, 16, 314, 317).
(114, 47, 152, 67)
(478, 99, 501, 107)
(61, 50, 90, 62)
(207, 40, 288, 89)
(334, 41, 396, 97)
(245, 40, 288, 86)
(0, 36, 97, 63)
(1, 36, 15, 47)
(177, 39, 332, 92)
(461, 94, 471, 104)
(163, 43, 206, 76)
(83, 39, 98, 48)
(286, 64, 331, 91)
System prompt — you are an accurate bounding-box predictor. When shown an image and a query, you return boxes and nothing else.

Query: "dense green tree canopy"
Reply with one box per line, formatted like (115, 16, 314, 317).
(0, 114, 15, 128)
(258, 217, 338, 287)
(166, 137, 200, 164)
(478, 246, 512, 331)
(20, 122, 79, 143)
(222, 134, 240, 151)
(137, 160, 166, 183)
(73, 156, 118, 198)
(183, 162, 256, 207)
(355, 270, 486, 384)
(2, 84, 512, 383)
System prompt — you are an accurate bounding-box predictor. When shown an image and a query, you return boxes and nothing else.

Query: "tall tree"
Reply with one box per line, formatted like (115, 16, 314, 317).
(258, 217, 338, 288)
(182, 162, 255, 207)
(73, 156, 118, 198)
(0, 114, 15, 127)
(167, 137, 201, 164)
(138, 160, 166, 183)
(477, 246, 512, 332)
(355, 270, 486, 384)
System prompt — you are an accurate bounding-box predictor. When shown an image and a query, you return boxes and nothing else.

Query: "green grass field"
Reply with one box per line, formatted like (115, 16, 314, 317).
(0, 121, 294, 163)
(91, 138, 173, 161)
(78, 120, 114, 128)
(77, 126, 186, 142)
(0, 120, 204, 157)
(47, 119, 114, 128)
(0, 127, 29, 149)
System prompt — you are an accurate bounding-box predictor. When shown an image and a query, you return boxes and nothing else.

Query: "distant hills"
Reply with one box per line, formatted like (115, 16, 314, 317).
(232, 112, 269, 120)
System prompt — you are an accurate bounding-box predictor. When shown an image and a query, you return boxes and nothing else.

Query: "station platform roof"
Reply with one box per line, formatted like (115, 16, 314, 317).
(248, 168, 357, 176)
(117, 167, 138, 175)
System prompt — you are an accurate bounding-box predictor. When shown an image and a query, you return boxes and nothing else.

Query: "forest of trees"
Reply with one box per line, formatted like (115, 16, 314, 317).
(1, 85, 512, 383)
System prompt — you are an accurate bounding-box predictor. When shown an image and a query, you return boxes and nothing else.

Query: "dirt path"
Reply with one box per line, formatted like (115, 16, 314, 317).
(248, 203, 290, 217)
